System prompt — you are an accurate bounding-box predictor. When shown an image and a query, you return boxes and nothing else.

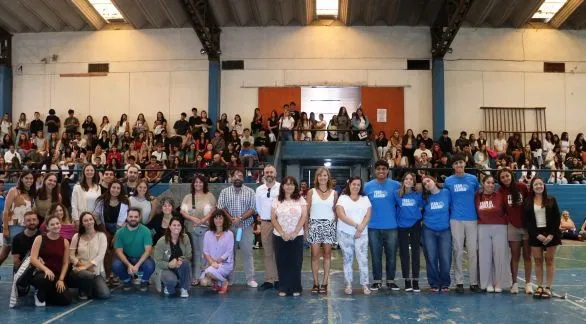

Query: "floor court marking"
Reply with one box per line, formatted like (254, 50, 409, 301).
(41, 300, 93, 324)
(555, 257, 586, 263)
(517, 277, 586, 311)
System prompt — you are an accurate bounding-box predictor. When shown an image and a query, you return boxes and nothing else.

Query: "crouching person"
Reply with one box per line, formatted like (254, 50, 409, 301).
(153, 217, 192, 298)
(30, 215, 72, 306)
(68, 212, 110, 300)
(112, 207, 155, 292)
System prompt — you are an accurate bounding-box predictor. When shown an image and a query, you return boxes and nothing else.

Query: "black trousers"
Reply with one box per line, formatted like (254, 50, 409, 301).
(398, 222, 422, 280)
(274, 235, 303, 294)
(31, 272, 72, 305)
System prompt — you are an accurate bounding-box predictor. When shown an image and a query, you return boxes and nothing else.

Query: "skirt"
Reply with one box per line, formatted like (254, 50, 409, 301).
(307, 219, 337, 244)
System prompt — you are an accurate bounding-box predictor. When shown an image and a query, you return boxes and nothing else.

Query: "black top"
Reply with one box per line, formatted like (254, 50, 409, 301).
(82, 121, 97, 135)
(419, 137, 434, 150)
(12, 230, 40, 258)
(189, 116, 201, 128)
(169, 241, 183, 261)
(147, 211, 183, 244)
(174, 119, 190, 135)
(30, 119, 44, 135)
(195, 118, 212, 138)
(103, 201, 121, 224)
(45, 115, 60, 133)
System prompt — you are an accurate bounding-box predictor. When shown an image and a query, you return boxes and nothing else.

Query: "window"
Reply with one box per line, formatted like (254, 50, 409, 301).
(316, 0, 339, 18)
(531, 0, 569, 23)
(88, 0, 125, 22)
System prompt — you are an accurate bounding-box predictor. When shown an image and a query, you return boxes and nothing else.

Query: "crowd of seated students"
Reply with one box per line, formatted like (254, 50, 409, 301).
(373, 128, 586, 184)
(0, 107, 281, 185)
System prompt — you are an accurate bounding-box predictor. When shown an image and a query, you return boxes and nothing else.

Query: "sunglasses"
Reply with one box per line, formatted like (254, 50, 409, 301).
(267, 191, 271, 198)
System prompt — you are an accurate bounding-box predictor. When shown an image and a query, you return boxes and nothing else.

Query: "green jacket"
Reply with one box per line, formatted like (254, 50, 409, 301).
(151, 234, 192, 293)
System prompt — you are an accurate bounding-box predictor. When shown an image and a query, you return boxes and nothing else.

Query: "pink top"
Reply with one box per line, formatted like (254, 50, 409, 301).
(271, 197, 307, 237)
(41, 223, 77, 241)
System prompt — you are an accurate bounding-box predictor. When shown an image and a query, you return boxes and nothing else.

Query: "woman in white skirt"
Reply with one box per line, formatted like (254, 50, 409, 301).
(475, 175, 511, 292)
(336, 176, 372, 295)
(306, 167, 338, 294)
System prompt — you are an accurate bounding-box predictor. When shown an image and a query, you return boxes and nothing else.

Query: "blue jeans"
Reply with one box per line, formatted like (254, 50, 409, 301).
(422, 226, 452, 289)
(282, 130, 293, 141)
(161, 263, 191, 291)
(367, 228, 398, 283)
(112, 256, 155, 283)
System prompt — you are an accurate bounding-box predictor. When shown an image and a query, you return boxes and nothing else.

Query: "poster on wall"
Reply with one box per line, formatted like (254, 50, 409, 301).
(376, 108, 387, 123)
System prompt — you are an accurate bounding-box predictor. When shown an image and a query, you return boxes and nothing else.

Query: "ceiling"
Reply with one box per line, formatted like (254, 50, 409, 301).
(0, 0, 585, 34)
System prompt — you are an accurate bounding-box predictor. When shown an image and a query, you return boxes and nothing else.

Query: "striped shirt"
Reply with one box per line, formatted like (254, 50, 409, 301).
(217, 185, 256, 228)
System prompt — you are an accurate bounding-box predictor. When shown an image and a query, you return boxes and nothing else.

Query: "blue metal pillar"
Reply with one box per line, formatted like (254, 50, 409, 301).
(208, 59, 221, 134)
(0, 66, 11, 117)
(432, 58, 445, 140)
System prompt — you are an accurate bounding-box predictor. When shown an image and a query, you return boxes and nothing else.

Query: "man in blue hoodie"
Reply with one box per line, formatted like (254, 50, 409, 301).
(364, 160, 401, 291)
(444, 154, 481, 293)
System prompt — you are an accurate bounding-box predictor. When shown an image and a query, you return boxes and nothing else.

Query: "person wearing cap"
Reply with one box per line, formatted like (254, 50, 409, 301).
(444, 154, 481, 293)
(255, 165, 280, 290)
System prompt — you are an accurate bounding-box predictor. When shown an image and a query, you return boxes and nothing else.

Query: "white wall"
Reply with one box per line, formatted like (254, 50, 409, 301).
(11, 26, 586, 139)
(445, 28, 586, 137)
(220, 27, 433, 131)
(12, 29, 208, 129)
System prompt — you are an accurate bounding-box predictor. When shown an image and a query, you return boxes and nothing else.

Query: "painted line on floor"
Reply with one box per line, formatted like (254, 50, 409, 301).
(517, 277, 586, 310)
(42, 300, 93, 324)
(555, 257, 586, 263)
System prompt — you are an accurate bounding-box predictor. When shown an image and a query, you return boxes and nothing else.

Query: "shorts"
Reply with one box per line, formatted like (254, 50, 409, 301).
(2, 225, 25, 246)
(507, 224, 528, 242)
(529, 228, 562, 248)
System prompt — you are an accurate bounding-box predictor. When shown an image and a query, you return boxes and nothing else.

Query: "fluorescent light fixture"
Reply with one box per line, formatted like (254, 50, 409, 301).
(89, 0, 125, 22)
(316, 0, 339, 17)
(324, 162, 332, 168)
(532, 0, 569, 22)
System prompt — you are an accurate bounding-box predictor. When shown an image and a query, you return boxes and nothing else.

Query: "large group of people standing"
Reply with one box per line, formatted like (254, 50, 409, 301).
(1, 153, 568, 308)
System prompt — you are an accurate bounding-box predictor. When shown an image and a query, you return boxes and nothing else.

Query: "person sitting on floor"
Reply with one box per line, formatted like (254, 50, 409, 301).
(29, 215, 71, 307)
(11, 211, 41, 273)
(68, 212, 110, 300)
(112, 207, 155, 292)
(559, 210, 583, 241)
(153, 217, 192, 298)
(200, 210, 234, 294)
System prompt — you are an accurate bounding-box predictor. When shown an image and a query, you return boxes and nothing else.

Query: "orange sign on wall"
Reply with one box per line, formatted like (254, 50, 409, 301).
(258, 87, 301, 120)
(360, 87, 405, 137)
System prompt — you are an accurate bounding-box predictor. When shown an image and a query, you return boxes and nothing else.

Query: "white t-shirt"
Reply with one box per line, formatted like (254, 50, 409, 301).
(494, 138, 507, 152)
(336, 195, 371, 235)
(280, 117, 295, 130)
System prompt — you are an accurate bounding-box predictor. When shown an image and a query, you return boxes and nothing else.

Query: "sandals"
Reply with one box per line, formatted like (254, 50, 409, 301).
(319, 284, 328, 294)
(541, 287, 552, 299)
(191, 279, 200, 287)
(362, 286, 371, 295)
(344, 286, 353, 295)
(441, 287, 450, 293)
(311, 284, 319, 294)
(293, 292, 301, 297)
(534, 286, 544, 299)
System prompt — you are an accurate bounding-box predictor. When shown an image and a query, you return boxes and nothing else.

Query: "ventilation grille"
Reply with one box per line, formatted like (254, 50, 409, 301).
(544, 62, 565, 73)
(407, 59, 430, 70)
(222, 60, 244, 70)
(88, 63, 109, 73)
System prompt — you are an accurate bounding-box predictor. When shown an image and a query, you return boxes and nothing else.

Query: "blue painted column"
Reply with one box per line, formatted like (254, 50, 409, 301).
(0, 66, 11, 117)
(432, 58, 445, 140)
(208, 59, 221, 135)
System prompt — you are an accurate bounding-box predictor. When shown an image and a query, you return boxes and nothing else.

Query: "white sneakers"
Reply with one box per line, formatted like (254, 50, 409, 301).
(163, 287, 170, 295)
(494, 287, 502, 293)
(486, 285, 495, 293)
(525, 283, 534, 294)
(247, 280, 258, 288)
(34, 293, 46, 307)
(511, 283, 519, 294)
(180, 289, 189, 298)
